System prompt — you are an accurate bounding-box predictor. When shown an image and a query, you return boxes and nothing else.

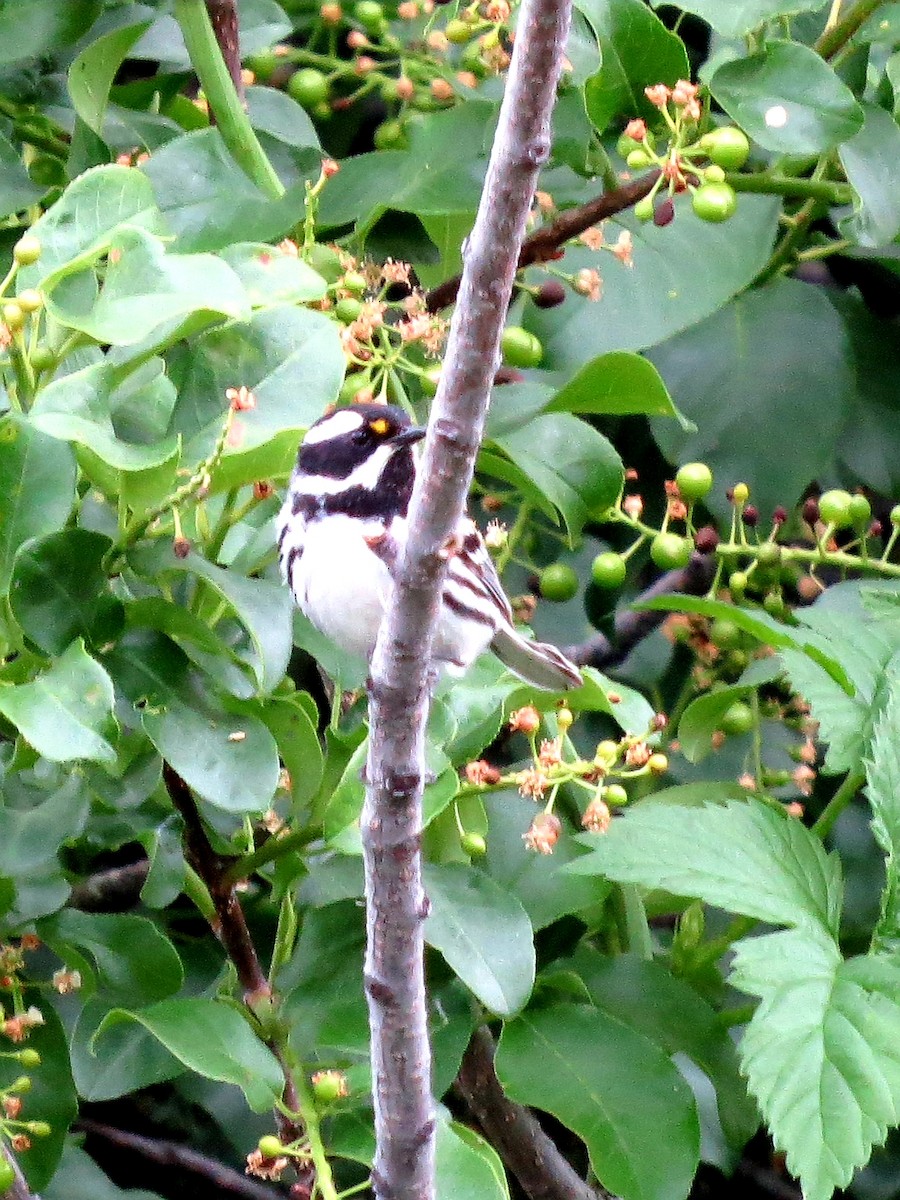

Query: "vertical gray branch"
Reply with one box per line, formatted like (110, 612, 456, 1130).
(361, 0, 573, 1195)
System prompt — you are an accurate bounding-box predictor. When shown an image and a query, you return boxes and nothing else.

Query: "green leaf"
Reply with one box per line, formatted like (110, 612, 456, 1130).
(863, 666, 900, 953)
(0, 640, 117, 765)
(678, 684, 755, 763)
(10, 529, 123, 655)
(69, 996, 184, 1102)
(20, 165, 161, 293)
(8, 993, 78, 1191)
(570, 799, 843, 937)
(0, 129, 45, 218)
(31, 359, 179, 472)
(577, 0, 690, 132)
(523, 197, 781, 368)
(491, 413, 623, 538)
(546, 351, 680, 420)
(649, 0, 829, 39)
(497, 1003, 700, 1200)
(650, 279, 851, 522)
(424, 863, 535, 1016)
(130, 543, 293, 694)
(45, 1144, 166, 1200)
(167, 305, 345, 487)
(68, 20, 153, 136)
(732, 934, 900, 1200)
(143, 700, 280, 813)
(436, 1119, 510, 1200)
(838, 103, 900, 248)
(47, 226, 249, 345)
(39, 910, 183, 1006)
(219, 242, 327, 307)
(141, 129, 309, 252)
(94, 997, 284, 1111)
(258, 693, 324, 812)
(0, 0, 101, 62)
(710, 41, 864, 154)
(570, 947, 759, 1148)
(0, 416, 77, 595)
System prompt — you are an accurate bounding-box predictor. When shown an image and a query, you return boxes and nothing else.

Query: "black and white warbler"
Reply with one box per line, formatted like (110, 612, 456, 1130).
(277, 403, 582, 690)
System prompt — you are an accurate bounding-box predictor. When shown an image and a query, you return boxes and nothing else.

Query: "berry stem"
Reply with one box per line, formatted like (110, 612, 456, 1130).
(811, 767, 866, 839)
(726, 172, 853, 204)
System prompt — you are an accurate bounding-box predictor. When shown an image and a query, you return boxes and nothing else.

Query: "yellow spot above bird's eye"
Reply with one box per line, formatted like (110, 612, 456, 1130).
(370, 418, 390, 435)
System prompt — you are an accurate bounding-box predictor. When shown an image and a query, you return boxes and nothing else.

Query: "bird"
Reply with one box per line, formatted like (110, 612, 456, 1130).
(276, 403, 583, 691)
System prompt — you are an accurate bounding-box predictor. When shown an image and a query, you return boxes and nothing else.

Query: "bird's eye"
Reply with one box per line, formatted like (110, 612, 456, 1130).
(351, 427, 371, 445)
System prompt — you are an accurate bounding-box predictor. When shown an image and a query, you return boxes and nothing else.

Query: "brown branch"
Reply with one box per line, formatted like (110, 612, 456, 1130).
(76, 1120, 288, 1200)
(424, 171, 660, 312)
(67, 860, 149, 912)
(454, 1026, 617, 1200)
(161, 765, 302, 1143)
(363, 0, 573, 1194)
(563, 552, 716, 668)
(205, 0, 244, 110)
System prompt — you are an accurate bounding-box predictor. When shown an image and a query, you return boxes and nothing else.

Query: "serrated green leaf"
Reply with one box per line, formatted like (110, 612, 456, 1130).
(570, 799, 843, 937)
(0, 640, 117, 765)
(497, 1003, 700, 1200)
(863, 666, 900, 953)
(732, 932, 900, 1200)
(710, 41, 864, 154)
(94, 997, 283, 1111)
(0, 416, 77, 595)
(424, 863, 535, 1016)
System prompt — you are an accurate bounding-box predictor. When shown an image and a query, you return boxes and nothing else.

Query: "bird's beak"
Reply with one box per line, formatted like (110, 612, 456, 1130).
(391, 425, 427, 447)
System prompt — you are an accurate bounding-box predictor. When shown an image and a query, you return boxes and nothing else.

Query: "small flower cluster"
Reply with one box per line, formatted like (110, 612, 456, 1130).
(461, 706, 668, 855)
(247, 1071, 349, 1181)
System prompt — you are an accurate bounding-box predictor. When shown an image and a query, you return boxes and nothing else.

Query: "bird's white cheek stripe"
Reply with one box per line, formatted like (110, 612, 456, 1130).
(294, 444, 396, 494)
(303, 409, 364, 445)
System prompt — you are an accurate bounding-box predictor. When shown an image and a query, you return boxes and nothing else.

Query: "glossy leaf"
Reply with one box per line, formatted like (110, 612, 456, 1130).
(10, 529, 123, 655)
(523, 197, 781, 371)
(546, 351, 679, 420)
(497, 1003, 700, 1200)
(95, 998, 284, 1111)
(678, 684, 755, 763)
(0, 416, 77, 594)
(219, 242, 327, 306)
(0, 0, 101, 62)
(435, 1119, 509, 1200)
(258, 693, 324, 811)
(0, 641, 117, 765)
(68, 20, 153, 136)
(732, 935, 900, 1200)
(70, 995, 184, 1101)
(649, 0, 829, 38)
(571, 798, 843, 937)
(709, 41, 864, 154)
(0, 129, 45, 217)
(650, 279, 850, 522)
(424, 863, 535, 1016)
(838, 103, 900, 248)
(578, 0, 690, 132)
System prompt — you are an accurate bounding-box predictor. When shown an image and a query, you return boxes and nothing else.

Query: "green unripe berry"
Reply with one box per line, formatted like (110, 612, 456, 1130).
(634, 195, 654, 222)
(16, 288, 42, 313)
(246, 50, 280, 80)
(313, 101, 332, 121)
(9, 1076, 31, 1093)
(605, 783, 628, 805)
(817, 488, 854, 529)
(288, 68, 330, 108)
(445, 18, 472, 42)
(650, 532, 692, 571)
(729, 571, 748, 597)
(2, 302, 23, 330)
(709, 618, 741, 650)
(373, 119, 407, 150)
(763, 591, 785, 617)
(30, 346, 55, 372)
(0, 1160, 14, 1191)
(691, 181, 737, 223)
(15, 1049, 40, 1067)
(338, 372, 369, 404)
(540, 563, 579, 602)
(891, 504, 900, 527)
(13, 234, 41, 266)
(335, 296, 363, 323)
(591, 551, 627, 590)
(675, 462, 713, 502)
(704, 164, 726, 183)
(626, 149, 652, 169)
(732, 482, 750, 505)
(258, 1135, 285, 1159)
(312, 1070, 347, 1103)
(701, 126, 750, 170)
(756, 542, 782, 569)
(719, 700, 754, 736)
(500, 325, 543, 369)
(26, 1121, 50, 1138)
(461, 831, 487, 856)
(354, 0, 385, 30)
(342, 270, 367, 295)
(849, 494, 872, 528)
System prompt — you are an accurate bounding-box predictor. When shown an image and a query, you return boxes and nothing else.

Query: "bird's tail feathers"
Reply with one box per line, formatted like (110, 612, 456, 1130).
(490, 626, 582, 692)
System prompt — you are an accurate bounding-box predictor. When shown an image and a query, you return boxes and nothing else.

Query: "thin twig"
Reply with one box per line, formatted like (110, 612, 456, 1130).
(563, 552, 716, 668)
(454, 1026, 617, 1200)
(76, 1120, 286, 1200)
(362, 0, 572, 1194)
(424, 172, 659, 312)
(1, 1143, 38, 1200)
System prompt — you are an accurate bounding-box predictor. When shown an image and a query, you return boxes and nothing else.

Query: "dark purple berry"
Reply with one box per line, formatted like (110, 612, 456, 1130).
(773, 506, 787, 526)
(742, 505, 759, 527)
(802, 497, 820, 525)
(653, 198, 675, 227)
(694, 525, 719, 553)
(533, 280, 566, 309)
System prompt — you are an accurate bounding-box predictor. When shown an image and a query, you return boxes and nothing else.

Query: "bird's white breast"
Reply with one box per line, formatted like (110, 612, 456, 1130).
(288, 513, 397, 662)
